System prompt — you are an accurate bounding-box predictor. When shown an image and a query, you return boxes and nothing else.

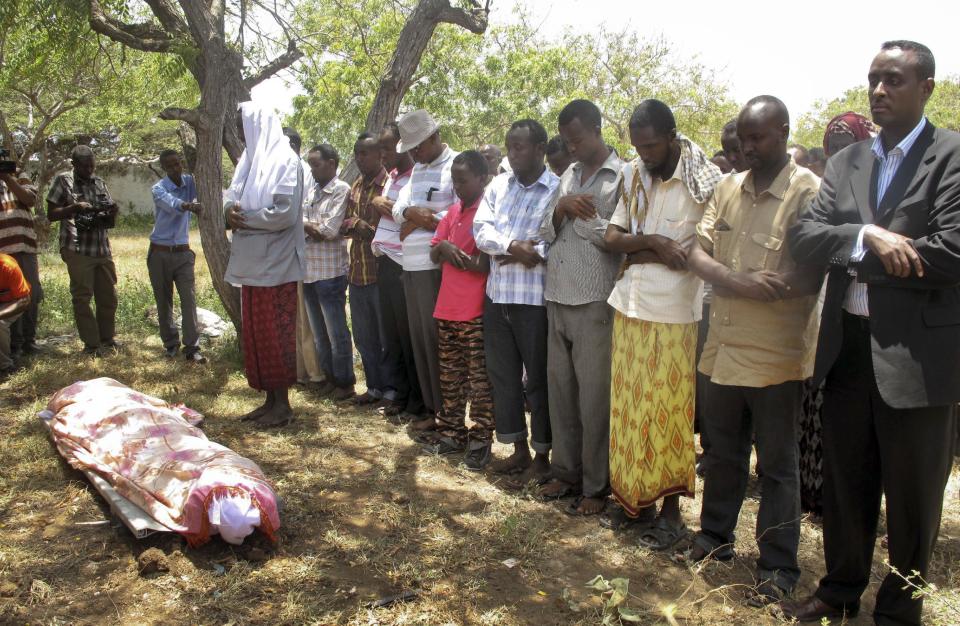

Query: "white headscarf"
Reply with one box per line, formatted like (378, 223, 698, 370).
(226, 101, 300, 211)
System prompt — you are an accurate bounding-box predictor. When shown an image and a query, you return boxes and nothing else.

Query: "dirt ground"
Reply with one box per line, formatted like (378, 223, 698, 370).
(1, 233, 959, 625)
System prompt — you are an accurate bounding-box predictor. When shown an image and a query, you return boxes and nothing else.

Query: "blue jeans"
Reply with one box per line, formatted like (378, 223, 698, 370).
(303, 275, 355, 388)
(349, 282, 390, 396)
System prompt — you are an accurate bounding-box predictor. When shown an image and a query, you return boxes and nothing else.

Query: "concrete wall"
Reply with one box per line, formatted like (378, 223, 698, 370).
(100, 163, 163, 216)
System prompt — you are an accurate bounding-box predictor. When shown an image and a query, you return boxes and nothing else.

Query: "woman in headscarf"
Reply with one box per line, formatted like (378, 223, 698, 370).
(823, 111, 878, 157)
(225, 102, 305, 427)
(796, 111, 879, 515)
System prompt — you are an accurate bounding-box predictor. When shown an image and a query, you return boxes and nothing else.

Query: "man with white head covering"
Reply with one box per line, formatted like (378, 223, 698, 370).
(225, 101, 305, 428)
(391, 110, 459, 431)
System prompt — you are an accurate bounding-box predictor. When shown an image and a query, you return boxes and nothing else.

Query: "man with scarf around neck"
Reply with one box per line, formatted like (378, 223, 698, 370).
(535, 99, 624, 516)
(599, 100, 721, 544)
(683, 96, 824, 607)
(225, 102, 305, 428)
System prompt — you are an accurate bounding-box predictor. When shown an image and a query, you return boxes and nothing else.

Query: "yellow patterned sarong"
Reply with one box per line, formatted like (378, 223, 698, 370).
(609, 313, 697, 515)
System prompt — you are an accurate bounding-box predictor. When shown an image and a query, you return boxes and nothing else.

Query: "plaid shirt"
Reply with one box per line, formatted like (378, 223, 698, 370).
(47, 171, 114, 257)
(303, 177, 350, 283)
(0, 179, 38, 254)
(473, 168, 560, 306)
(345, 168, 387, 286)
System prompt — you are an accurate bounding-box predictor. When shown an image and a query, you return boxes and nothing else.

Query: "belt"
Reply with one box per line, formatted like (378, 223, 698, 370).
(150, 243, 190, 253)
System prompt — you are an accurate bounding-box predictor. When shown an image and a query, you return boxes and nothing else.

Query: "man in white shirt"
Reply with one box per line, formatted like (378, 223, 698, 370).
(391, 110, 459, 428)
(601, 100, 721, 544)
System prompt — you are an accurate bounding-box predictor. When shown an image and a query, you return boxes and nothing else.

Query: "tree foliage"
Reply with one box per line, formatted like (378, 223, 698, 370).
(0, 0, 195, 198)
(290, 1, 738, 158)
(792, 77, 960, 149)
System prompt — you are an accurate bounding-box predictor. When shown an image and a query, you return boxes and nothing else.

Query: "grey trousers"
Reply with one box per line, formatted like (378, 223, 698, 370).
(401, 269, 442, 415)
(546, 300, 612, 497)
(694, 379, 802, 592)
(146, 248, 200, 353)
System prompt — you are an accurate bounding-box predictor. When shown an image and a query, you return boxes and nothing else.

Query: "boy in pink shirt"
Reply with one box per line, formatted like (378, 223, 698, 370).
(420, 151, 495, 470)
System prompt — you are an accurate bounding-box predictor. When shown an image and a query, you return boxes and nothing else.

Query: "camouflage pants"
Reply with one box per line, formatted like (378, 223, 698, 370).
(436, 317, 495, 444)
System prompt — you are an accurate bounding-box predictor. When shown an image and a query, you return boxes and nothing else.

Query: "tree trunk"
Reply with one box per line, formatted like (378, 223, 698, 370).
(340, 0, 488, 182)
(189, 42, 247, 331)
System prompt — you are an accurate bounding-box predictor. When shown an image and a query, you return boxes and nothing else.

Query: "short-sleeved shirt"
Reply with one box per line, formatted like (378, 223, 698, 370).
(540, 150, 624, 305)
(47, 171, 114, 257)
(345, 169, 387, 286)
(0, 179, 38, 254)
(0, 253, 30, 302)
(695, 159, 821, 387)
(303, 177, 350, 283)
(431, 199, 486, 321)
(391, 146, 459, 271)
(607, 158, 707, 324)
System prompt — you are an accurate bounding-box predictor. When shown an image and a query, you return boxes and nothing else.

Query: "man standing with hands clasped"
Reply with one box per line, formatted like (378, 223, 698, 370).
(149, 149, 206, 363)
(685, 95, 823, 607)
(537, 99, 623, 515)
(782, 41, 960, 626)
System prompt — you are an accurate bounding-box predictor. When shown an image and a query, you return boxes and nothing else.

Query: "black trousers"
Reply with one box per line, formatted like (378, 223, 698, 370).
(482, 298, 551, 452)
(376, 256, 424, 415)
(695, 378, 802, 591)
(694, 301, 711, 455)
(815, 313, 955, 626)
(10, 252, 42, 349)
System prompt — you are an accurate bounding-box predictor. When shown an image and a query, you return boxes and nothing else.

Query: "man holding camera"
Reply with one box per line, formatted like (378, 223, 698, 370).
(47, 145, 120, 356)
(149, 149, 205, 363)
(0, 148, 41, 358)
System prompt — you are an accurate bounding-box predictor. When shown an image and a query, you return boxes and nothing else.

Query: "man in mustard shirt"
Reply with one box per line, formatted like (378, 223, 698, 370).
(685, 96, 823, 606)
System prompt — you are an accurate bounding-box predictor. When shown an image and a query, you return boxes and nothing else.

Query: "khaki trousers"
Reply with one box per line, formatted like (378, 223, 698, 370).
(61, 248, 118, 349)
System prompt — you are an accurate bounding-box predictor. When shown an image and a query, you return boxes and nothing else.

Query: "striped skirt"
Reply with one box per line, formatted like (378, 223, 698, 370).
(609, 313, 697, 515)
(241, 282, 298, 391)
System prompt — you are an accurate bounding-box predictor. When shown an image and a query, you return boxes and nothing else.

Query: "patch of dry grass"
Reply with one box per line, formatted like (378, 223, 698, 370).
(1, 224, 958, 624)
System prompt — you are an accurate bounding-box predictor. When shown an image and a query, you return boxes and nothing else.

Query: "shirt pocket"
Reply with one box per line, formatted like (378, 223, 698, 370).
(742, 232, 784, 271)
(657, 217, 699, 243)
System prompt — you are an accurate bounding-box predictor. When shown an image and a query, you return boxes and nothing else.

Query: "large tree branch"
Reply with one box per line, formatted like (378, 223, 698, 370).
(435, 2, 488, 34)
(242, 40, 302, 90)
(160, 106, 202, 127)
(144, 0, 189, 36)
(88, 0, 174, 52)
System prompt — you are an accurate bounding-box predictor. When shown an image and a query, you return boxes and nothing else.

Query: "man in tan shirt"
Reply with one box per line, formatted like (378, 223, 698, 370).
(685, 96, 823, 606)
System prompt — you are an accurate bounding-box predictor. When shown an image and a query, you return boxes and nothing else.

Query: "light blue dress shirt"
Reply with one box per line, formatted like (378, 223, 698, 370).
(150, 174, 197, 245)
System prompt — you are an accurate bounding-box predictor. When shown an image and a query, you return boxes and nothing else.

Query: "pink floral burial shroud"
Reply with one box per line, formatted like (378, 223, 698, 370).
(41, 378, 280, 547)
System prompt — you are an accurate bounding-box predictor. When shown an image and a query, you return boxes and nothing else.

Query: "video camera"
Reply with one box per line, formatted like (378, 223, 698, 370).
(74, 192, 116, 232)
(0, 148, 15, 175)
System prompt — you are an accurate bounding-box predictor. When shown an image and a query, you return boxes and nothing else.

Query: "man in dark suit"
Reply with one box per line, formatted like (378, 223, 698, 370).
(782, 40, 960, 625)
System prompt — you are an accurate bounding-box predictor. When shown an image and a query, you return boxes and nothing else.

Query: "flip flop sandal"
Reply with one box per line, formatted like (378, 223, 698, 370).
(599, 503, 656, 531)
(637, 517, 688, 551)
(536, 479, 577, 502)
(563, 495, 607, 516)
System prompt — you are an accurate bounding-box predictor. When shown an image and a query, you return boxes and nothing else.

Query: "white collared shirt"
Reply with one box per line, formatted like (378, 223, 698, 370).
(843, 117, 927, 316)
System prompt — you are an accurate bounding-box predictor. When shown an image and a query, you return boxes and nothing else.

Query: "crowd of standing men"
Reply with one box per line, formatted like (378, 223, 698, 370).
(0, 38, 957, 625)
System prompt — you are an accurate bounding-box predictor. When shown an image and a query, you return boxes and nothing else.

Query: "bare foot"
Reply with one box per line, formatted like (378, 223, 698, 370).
(255, 405, 294, 428)
(575, 496, 606, 515)
(538, 479, 575, 500)
(240, 403, 271, 422)
(409, 417, 437, 432)
(530, 453, 550, 478)
(489, 449, 532, 475)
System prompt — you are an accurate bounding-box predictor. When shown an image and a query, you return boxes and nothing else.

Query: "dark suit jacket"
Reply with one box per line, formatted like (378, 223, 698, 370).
(788, 121, 960, 409)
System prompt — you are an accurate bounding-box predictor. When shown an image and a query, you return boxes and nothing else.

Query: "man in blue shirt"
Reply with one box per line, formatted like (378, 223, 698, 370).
(149, 149, 205, 363)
